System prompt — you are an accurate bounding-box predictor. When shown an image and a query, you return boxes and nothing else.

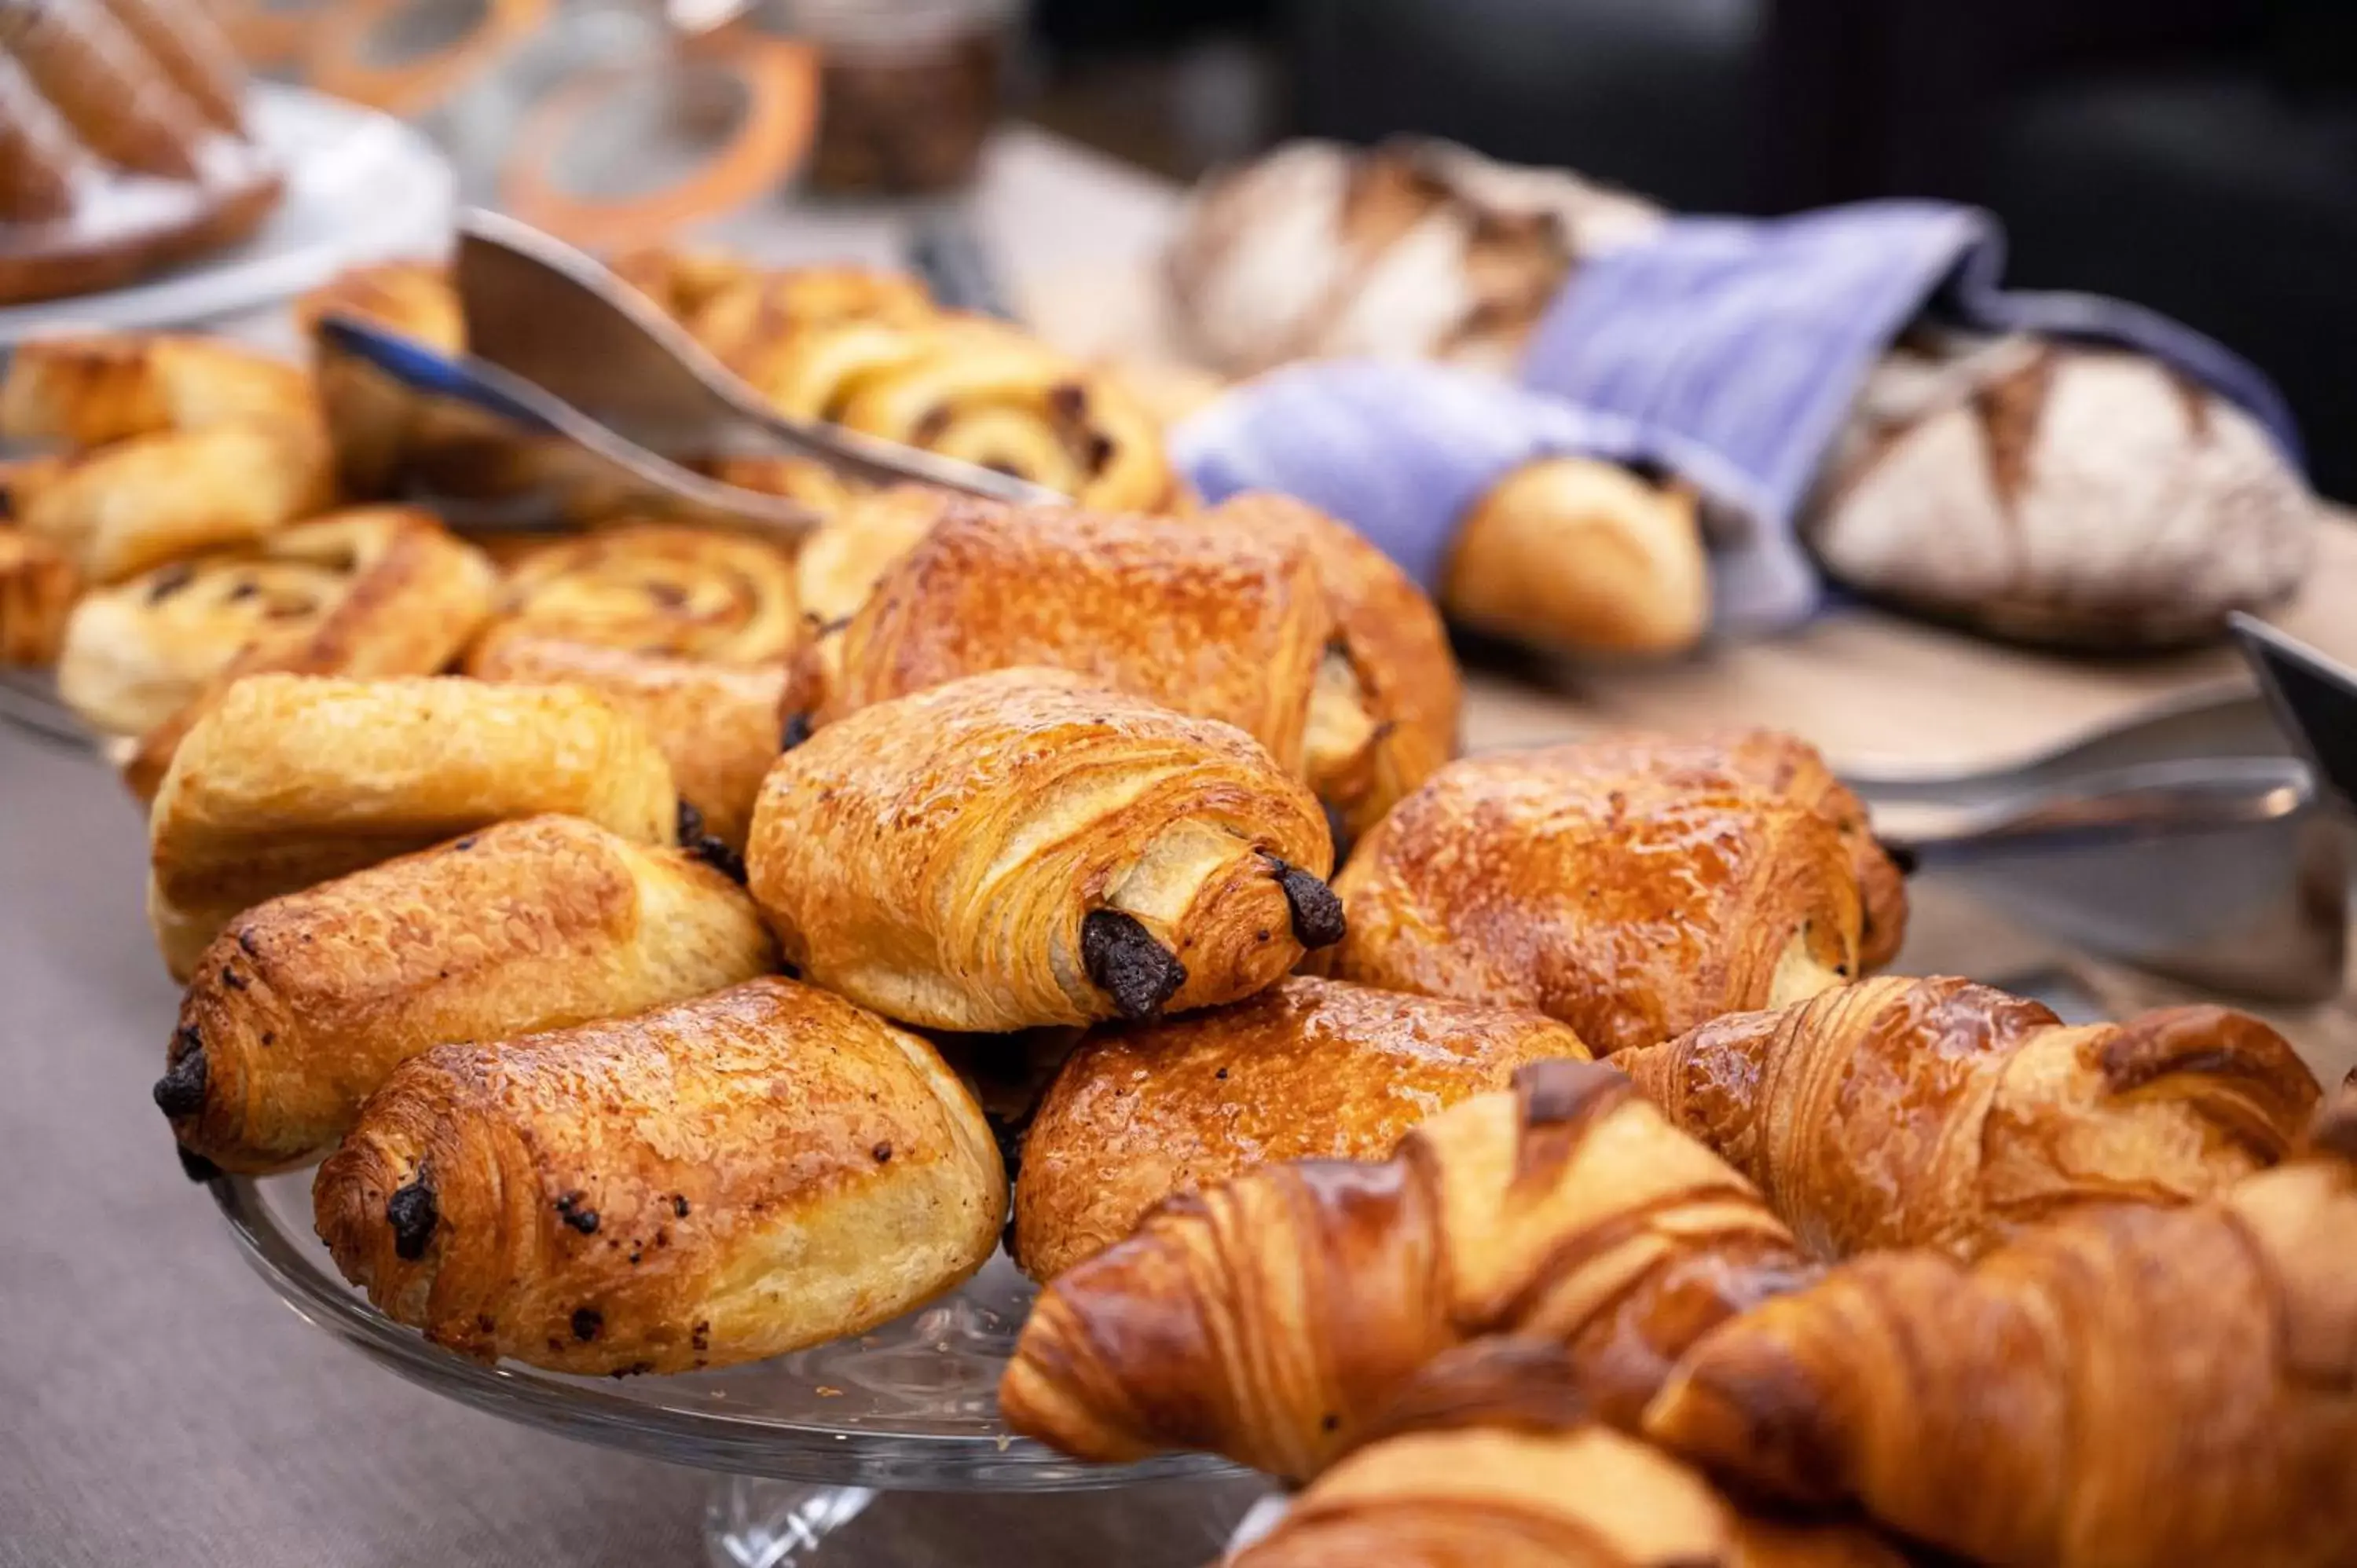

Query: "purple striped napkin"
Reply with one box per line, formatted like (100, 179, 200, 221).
(1174, 199, 2303, 633)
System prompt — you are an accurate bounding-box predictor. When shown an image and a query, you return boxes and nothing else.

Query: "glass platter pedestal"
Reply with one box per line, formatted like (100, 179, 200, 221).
(214, 1168, 1259, 1566)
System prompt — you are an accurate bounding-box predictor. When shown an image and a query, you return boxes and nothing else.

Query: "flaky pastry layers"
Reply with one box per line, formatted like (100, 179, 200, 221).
(0, 524, 76, 664)
(1329, 735, 1889, 1055)
(749, 669, 1341, 1032)
(0, 332, 313, 448)
(146, 675, 681, 980)
(156, 815, 777, 1173)
(106, 508, 497, 799)
(1645, 1123, 2357, 1567)
(467, 636, 786, 851)
(1622, 975, 2321, 1259)
(315, 977, 1003, 1376)
(1001, 1061, 1811, 1482)
(1014, 976, 1586, 1281)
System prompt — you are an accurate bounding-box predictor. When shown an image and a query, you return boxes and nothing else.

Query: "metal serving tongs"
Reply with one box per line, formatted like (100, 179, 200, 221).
(311, 209, 1065, 540)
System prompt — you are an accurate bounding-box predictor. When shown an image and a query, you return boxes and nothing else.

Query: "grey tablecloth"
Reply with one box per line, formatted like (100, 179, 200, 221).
(0, 726, 1254, 1566)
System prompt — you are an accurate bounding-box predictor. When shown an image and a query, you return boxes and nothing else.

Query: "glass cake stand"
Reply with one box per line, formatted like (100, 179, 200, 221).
(214, 1168, 1252, 1566)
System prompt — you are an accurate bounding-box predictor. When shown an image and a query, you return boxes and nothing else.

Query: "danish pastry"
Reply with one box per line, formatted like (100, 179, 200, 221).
(732, 312, 1178, 512)
(0, 524, 77, 665)
(467, 636, 787, 852)
(747, 668, 1341, 1032)
(314, 976, 1004, 1376)
(156, 815, 778, 1173)
(1013, 976, 1588, 1281)
(0, 332, 313, 449)
(106, 508, 497, 799)
(471, 523, 800, 665)
(1329, 734, 1892, 1055)
(19, 416, 333, 583)
(147, 674, 680, 980)
(1622, 976, 2321, 1258)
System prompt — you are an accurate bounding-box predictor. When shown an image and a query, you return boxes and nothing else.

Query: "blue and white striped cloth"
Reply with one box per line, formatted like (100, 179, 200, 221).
(1174, 200, 2304, 634)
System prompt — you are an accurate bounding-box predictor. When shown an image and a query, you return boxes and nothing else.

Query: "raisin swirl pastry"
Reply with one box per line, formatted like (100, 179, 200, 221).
(313, 976, 1004, 1375)
(93, 508, 499, 799)
(731, 312, 1178, 512)
(157, 815, 779, 1174)
(747, 668, 1343, 1032)
(471, 523, 800, 666)
(146, 674, 681, 980)
(1014, 976, 1589, 1281)
(1329, 733, 1900, 1056)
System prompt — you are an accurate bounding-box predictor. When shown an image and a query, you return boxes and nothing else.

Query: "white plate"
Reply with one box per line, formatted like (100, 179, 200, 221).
(0, 84, 454, 344)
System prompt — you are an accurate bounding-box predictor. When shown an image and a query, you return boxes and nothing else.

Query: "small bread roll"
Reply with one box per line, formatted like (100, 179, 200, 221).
(147, 675, 681, 980)
(748, 668, 1342, 1031)
(315, 976, 1005, 1375)
(467, 636, 786, 852)
(156, 815, 778, 1173)
(1443, 457, 1710, 655)
(1014, 976, 1589, 1280)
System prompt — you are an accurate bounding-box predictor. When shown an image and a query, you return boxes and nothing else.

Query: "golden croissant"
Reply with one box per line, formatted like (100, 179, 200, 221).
(1644, 1130, 2357, 1567)
(0, 524, 76, 665)
(156, 815, 777, 1174)
(1622, 976, 2321, 1258)
(315, 977, 1003, 1376)
(1237, 1342, 1914, 1568)
(1014, 975, 1589, 1281)
(748, 668, 1341, 1031)
(1000, 1060, 1812, 1481)
(1329, 733, 1901, 1056)
(146, 675, 682, 980)
(467, 636, 786, 852)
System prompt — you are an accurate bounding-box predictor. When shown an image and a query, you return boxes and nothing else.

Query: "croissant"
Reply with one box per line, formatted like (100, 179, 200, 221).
(470, 523, 800, 665)
(747, 668, 1341, 1032)
(1622, 976, 2322, 1259)
(1014, 976, 1589, 1281)
(1237, 1344, 1915, 1568)
(314, 976, 1003, 1375)
(1000, 1060, 1813, 1481)
(821, 495, 1330, 771)
(467, 636, 786, 852)
(19, 417, 333, 584)
(0, 524, 77, 665)
(108, 508, 498, 799)
(1328, 735, 1890, 1056)
(147, 675, 681, 980)
(295, 261, 466, 355)
(156, 815, 777, 1174)
(0, 333, 313, 449)
(730, 312, 1178, 512)
(1644, 1134, 2357, 1567)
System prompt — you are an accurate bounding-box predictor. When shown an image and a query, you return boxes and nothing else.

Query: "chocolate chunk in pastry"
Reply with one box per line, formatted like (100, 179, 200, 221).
(315, 976, 1004, 1375)
(747, 667, 1334, 1031)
